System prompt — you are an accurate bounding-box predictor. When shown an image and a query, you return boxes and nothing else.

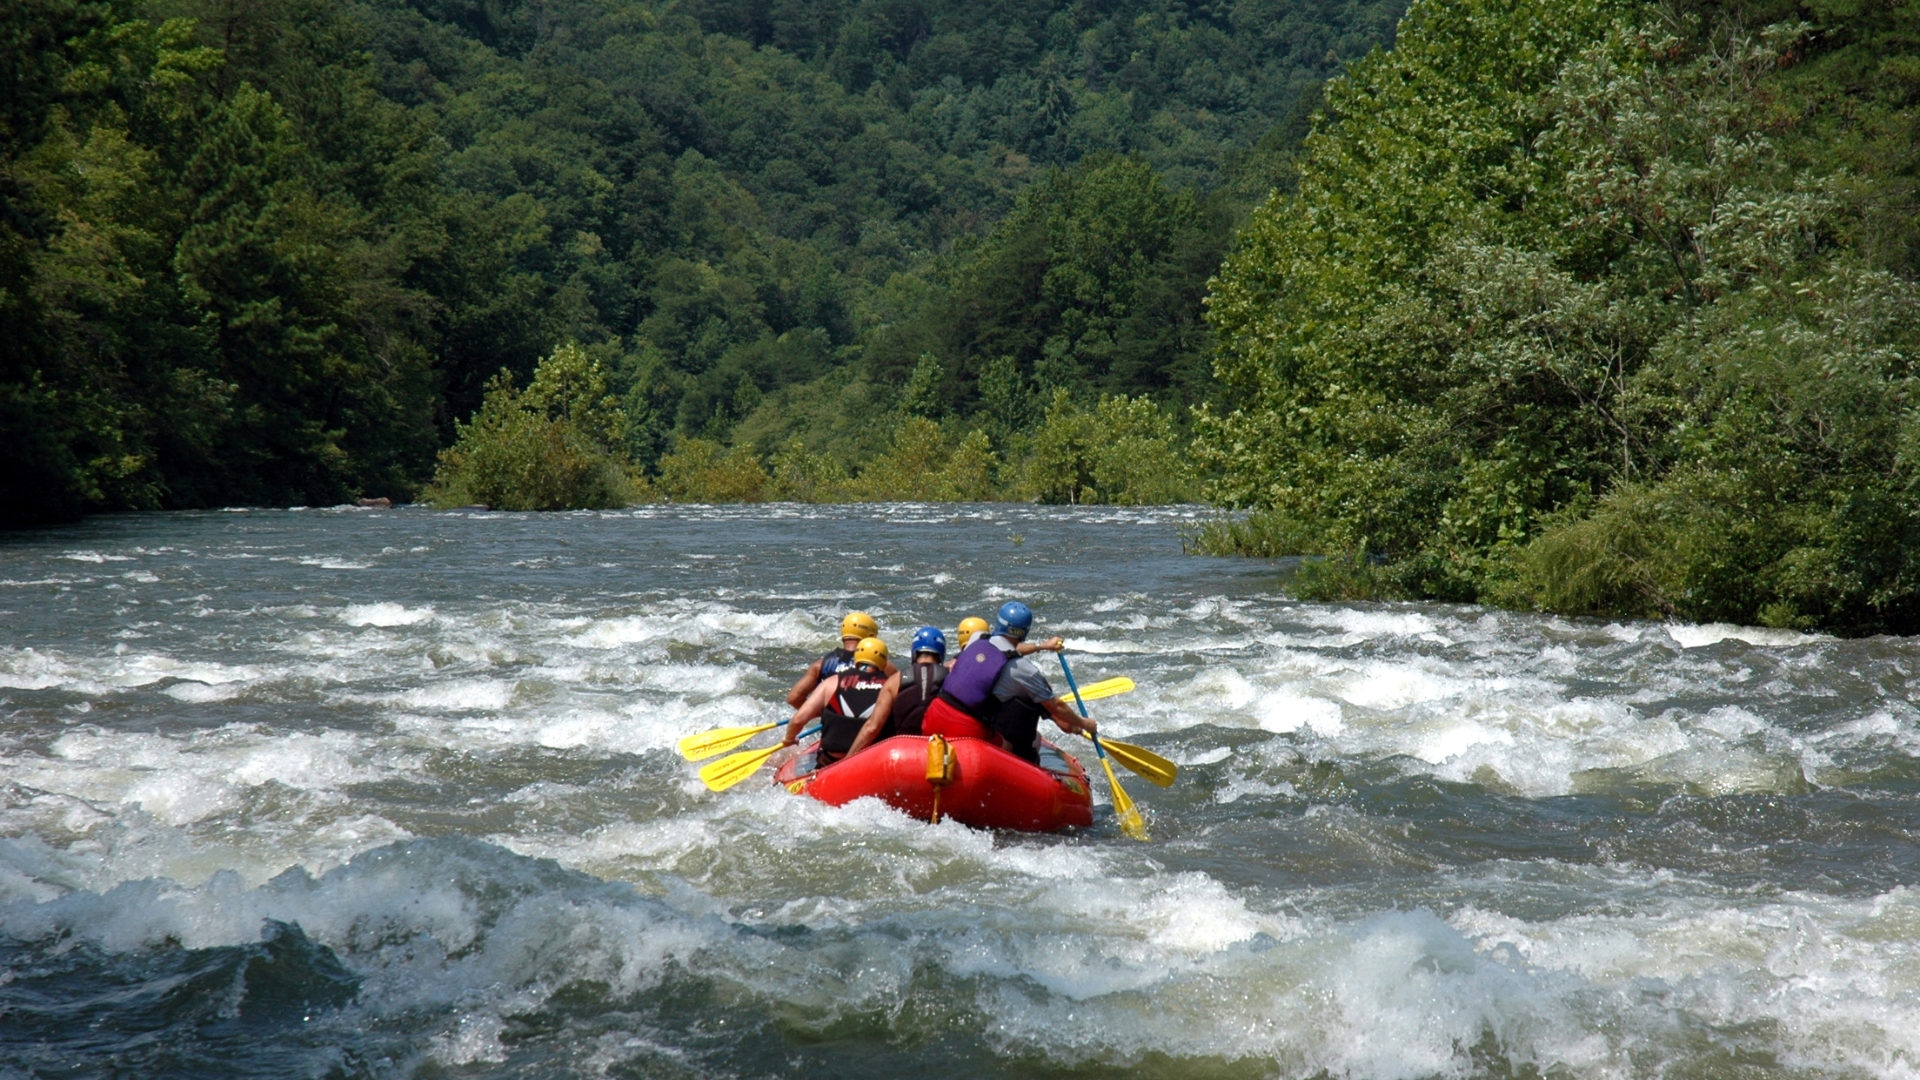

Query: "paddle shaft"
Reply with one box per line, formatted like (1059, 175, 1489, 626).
(1057, 651, 1102, 758)
(1062, 651, 1148, 838)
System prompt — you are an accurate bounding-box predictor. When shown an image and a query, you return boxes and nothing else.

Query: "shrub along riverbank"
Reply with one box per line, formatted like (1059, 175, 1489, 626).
(424, 343, 1193, 508)
(1198, 0, 1920, 635)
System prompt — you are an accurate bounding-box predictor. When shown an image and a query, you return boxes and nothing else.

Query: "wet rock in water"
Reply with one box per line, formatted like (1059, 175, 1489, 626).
(356, 497, 393, 508)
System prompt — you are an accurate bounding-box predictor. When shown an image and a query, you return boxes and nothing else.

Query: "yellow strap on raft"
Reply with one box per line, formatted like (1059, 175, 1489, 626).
(925, 735, 955, 823)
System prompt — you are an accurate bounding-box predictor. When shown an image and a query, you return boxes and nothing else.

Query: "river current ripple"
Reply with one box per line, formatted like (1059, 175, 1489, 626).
(2, 505, 1917, 1078)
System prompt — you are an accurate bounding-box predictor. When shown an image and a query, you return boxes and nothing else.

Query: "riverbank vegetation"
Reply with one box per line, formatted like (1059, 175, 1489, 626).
(422, 344, 636, 511)
(1200, 0, 1920, 634)
(426, 341, 1193, 506)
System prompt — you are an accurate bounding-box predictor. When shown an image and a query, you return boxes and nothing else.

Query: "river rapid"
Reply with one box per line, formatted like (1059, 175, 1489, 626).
(2, 504, 1917, 1079)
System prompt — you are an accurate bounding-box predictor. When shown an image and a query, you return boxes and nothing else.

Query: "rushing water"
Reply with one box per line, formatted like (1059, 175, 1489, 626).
(2, 504, 1918, 1079)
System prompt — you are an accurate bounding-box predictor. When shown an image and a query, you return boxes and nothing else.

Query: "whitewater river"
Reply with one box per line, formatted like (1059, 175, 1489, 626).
(2, 505, 1917, 1078)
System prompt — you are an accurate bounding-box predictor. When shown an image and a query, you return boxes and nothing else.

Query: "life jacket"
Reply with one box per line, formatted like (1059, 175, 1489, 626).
(818, 647, 857, 678)
(939, 636, 1013, 715)
(888, 663, 945, 736)
(990, 696, 1046, 764)
(820, 665, 889, 758)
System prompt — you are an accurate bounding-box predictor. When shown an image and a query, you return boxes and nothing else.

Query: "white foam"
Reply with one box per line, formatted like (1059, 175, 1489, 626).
(0, 648, 65, 690)
(568, 605, 819, 650)
(531, 708, 628, 750)
(1807, 709, 1920, 761)
(1412, 719, 1516, 764)
(1303, 607, 1442, 639)
(340, 602, 435, 626)
(1125, 638, 1840, 797)
(1255, 692, 1345, 736)
(162, 680, 243, 702)
(0, 648, 265, 694)
(1333, 660, 1482, 710)
(1666, 622, 1829, 648)
(1213, 775, 1297, 803)
(390, 679, 516, 711)
(7, 727, 393, 828)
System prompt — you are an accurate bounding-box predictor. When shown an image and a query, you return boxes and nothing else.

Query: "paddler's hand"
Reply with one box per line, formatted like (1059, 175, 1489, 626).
(1037, 636, 1064, 652)
(1078, 715, 1098, 736)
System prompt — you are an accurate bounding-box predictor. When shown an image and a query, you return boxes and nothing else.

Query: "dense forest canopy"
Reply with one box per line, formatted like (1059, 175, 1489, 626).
(1, 0, 1399, 523)
(1201, 0, 1920, 633)
(16, 0, 1920, 635)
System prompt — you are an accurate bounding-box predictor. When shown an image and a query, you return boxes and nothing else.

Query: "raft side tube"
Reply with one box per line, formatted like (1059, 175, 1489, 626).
(774, 735, 1094, 832)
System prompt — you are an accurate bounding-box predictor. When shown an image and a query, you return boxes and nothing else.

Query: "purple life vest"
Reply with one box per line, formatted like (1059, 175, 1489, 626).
(943, 637, 1012, 709)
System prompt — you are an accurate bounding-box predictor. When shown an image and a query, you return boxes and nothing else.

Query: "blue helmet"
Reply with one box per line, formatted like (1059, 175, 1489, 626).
(992, 600, 1033, 640)
(910, 625, 946, 661)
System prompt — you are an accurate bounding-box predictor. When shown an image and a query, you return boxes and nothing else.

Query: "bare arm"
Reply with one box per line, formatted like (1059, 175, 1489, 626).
(783, 679, 835, 745)
(786, 657, 824, 709)
(1017, 636, 1064, 656)
(1043, 697, 1095, 736)
(846, 671, 902, 757)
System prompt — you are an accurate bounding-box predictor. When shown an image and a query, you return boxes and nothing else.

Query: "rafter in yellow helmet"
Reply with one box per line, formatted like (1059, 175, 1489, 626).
(853, 636, 889, 669)
(956, 616, 990, 648)
(840, 611, 879, 640)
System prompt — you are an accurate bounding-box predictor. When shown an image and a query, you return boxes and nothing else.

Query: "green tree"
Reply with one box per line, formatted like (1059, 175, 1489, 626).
(1203, 0, 1920, 632)
(655, 438, 771, 502)
(1026, 390, 1191, 505)
(901, 155, 1220, 414)
(425, 343, 633, 510)
(2, 3, 219, 522)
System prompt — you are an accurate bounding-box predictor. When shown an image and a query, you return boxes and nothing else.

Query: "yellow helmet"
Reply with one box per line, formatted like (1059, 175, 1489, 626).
(957, 616, 990, 648)
(840, 611, 879, 641)
(853, 636, 889, 669)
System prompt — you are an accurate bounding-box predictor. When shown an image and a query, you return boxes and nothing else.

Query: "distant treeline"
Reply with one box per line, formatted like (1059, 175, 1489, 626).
(1196, 0, 1920, 634)
(1, 0, 1399, 523)
(422, 340, 1193, 509)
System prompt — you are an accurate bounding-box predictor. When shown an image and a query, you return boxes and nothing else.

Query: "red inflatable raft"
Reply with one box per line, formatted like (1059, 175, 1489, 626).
(773, 734, 1094, 832)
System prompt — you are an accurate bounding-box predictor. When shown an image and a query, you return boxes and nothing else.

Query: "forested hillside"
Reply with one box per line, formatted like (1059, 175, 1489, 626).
(1200, 0, 1920, 633)
(1, 0, 1399, 523)
(21, 0, 1915, 635)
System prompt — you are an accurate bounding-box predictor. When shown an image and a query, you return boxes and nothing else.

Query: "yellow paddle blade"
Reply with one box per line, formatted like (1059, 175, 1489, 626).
(698, 741, 786, 791)
(1102, 756, 1148, 841)
(1052, 676, 1133, 705)
(1097, 737, 1177, 788)
(678, 721, 779, 761)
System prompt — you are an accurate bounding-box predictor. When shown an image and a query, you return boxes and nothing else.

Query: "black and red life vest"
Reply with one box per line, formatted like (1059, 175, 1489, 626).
(819, 665, 890, 758)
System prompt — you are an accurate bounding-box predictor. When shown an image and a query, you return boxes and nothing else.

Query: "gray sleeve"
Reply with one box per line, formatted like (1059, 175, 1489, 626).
(991, 657, 1055, 702)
